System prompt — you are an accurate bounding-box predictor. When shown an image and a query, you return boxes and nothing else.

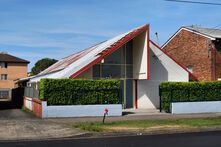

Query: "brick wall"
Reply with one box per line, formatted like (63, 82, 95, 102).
(24, 97, 42, 118)
(213, 40, 221, 80)
(0, 63, 28, 89)
(163, 29, 214, 81)
(32, 98, 42, 118)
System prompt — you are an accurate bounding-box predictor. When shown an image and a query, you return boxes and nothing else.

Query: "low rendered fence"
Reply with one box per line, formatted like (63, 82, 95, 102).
(159, 81, 221, 113)
(24, 96, 122, 118)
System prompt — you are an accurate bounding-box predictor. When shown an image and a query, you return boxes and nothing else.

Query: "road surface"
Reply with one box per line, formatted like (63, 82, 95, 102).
(1, 131, 221, 147)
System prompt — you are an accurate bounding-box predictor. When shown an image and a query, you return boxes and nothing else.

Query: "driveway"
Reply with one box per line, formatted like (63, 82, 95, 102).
(0, 109, 35, 120)
(0, 109, 85, 141)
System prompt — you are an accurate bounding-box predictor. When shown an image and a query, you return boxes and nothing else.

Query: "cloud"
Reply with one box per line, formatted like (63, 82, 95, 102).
(0, 30, 106, 50)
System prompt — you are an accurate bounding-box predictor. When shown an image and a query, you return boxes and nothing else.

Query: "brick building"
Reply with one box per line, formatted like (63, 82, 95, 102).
(163, 26, 221, 81)
(0, 52, 29, 101)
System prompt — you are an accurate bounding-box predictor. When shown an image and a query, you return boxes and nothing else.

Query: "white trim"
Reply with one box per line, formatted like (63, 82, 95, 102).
(162, 27, 216, 49)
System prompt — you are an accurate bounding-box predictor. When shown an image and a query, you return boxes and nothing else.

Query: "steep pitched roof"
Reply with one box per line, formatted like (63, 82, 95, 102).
(30, 24, 149, 82)
(38, 42, 103, 76)
(0, 53, 30, 63)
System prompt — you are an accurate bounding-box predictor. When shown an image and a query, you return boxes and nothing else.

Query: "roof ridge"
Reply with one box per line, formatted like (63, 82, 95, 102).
(183, 25, 221, 31)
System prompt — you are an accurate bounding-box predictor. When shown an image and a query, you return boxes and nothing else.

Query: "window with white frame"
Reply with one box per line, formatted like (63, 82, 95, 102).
(1, 74, 7, 80)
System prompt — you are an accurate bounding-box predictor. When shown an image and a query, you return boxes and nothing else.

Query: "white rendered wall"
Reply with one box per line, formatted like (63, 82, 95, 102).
(133, 31, 148, 79)
(149, 41, 189, 82)
(41, 101, 122, 118)
(137, 80, 160, 109)
(172, 101, 221, 114)
(137, 42, 189, 109)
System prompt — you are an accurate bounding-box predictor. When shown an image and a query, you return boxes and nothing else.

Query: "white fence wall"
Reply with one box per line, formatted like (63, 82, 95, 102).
(41, 101, 122, 118)
(172, 101, 221, 114)
(25, 97, 33, 111)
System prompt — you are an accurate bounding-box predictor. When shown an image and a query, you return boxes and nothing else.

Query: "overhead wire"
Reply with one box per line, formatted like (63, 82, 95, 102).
(165, 0, 221, 6)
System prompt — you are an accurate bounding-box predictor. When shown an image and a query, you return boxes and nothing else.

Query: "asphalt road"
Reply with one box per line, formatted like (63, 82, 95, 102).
(1, 131, 221, 147)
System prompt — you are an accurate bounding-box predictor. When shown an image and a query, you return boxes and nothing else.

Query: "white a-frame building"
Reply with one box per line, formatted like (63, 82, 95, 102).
(29, 24, 196, 109)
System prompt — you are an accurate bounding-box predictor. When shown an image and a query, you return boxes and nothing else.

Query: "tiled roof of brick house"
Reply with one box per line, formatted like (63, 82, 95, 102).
(184, 26, 221, 39)
(0, 53, 30, 63)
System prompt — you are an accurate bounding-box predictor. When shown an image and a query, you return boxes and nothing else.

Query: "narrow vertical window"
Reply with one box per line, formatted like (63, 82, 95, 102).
(187, 65, 193, 73)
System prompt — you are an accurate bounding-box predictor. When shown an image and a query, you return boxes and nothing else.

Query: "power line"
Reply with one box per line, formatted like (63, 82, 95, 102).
(165, 0, 221, 6)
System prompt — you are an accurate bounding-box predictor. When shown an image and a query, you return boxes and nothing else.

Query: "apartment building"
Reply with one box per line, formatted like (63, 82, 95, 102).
(0, 52, 29, 101)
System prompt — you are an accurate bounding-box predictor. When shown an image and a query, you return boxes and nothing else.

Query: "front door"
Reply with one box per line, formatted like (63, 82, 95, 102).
(121, 80, 133, 108)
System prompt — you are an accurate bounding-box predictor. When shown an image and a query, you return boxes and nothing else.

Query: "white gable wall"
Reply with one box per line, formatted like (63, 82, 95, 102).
(133, 31, 148, 79)
(137, 41, 189, 109)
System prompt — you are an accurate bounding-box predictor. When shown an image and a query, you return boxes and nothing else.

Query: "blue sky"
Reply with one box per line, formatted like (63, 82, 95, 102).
(0, 0, 221, 71)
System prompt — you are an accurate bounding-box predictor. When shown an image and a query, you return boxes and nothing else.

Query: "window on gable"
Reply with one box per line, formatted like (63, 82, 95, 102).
(92, 41, 133, 79)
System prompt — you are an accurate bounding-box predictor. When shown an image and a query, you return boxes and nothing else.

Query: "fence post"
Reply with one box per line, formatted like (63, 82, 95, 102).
(159, 85, 162, 112)
(171, 89, 173, 102)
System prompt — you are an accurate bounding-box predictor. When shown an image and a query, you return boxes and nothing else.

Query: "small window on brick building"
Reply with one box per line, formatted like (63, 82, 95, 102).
(1, 74, 7, 80)
(187, 65, 193, 73)
(0, 90, 9, 99)
(0, 62, 7, 68)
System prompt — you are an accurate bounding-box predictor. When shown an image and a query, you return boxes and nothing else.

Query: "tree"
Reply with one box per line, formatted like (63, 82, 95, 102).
(31, 58, 58, 75)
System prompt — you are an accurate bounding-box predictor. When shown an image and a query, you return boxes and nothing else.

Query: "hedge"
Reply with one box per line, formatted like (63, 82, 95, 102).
(160, 81, 221, 112)
(39, 78, 121, 105)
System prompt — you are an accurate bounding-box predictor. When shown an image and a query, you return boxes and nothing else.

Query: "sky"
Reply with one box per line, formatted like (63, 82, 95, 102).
(0, 0, 221, 71)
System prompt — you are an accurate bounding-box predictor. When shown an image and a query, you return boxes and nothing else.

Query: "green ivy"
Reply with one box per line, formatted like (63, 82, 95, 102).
(160, 81, 221, 112)
(39, 78, 121, 105)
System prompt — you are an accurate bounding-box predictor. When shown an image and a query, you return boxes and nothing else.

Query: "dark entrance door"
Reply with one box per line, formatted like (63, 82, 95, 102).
(120, 80, 133, 108)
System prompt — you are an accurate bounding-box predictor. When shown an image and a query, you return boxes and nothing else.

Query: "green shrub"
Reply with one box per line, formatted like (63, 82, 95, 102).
(160, 81, 221, 112)
(39, 78, 121, 105)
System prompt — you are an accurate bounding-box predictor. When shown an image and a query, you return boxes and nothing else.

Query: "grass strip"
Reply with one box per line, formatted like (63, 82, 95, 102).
(73, 117, 221, 132)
